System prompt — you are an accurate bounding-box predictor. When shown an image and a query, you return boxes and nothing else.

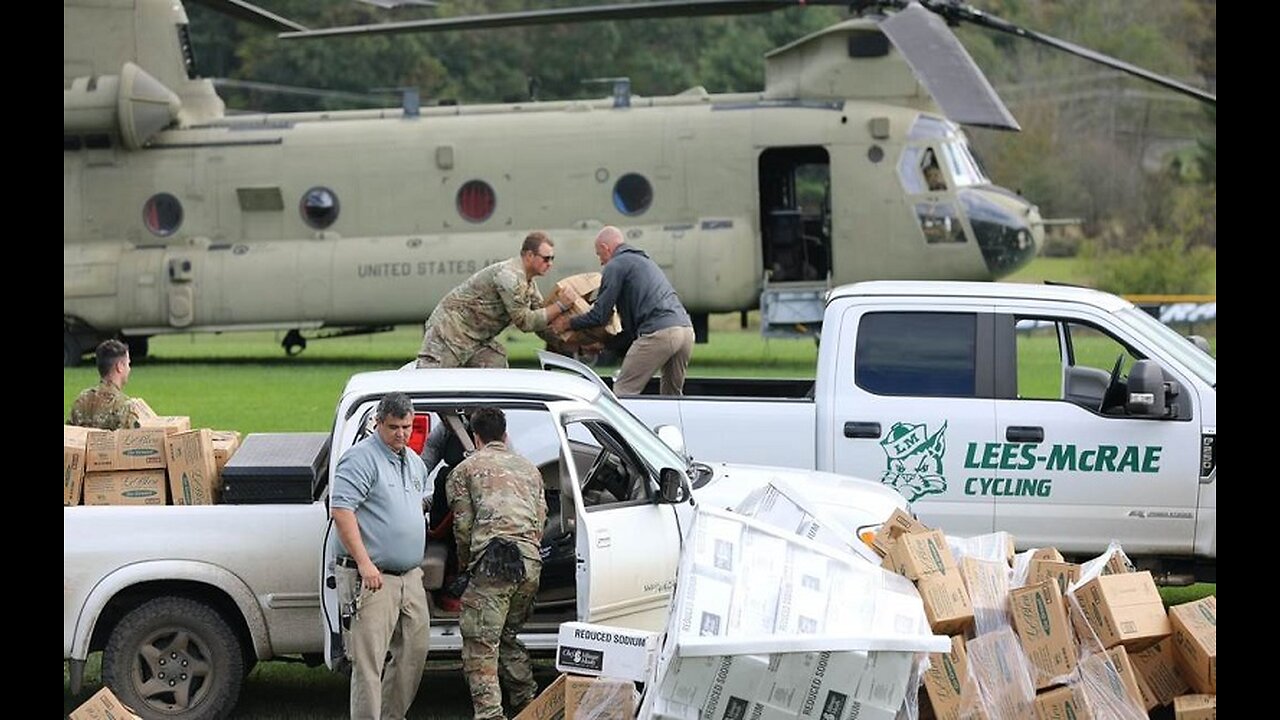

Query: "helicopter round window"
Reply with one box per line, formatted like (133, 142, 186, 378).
(300, 187, 340, 229)
(613, 174, 653, 216)
(142, 193, 183, 237)
(457, 180, 496, 223)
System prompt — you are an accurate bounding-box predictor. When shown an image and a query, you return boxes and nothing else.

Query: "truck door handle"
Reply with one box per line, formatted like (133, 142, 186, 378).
(1006, 426, 1044, 443)
(844, 422, 881, 439)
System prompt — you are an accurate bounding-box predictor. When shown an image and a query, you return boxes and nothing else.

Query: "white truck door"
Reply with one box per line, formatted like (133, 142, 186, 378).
(561, 416, 682, 632)
(826, 300, 998, 537)
(992, 310, 1199, 556)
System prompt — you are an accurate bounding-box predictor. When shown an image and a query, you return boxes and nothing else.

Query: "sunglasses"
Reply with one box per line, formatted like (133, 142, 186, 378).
(538, 254, 555, 262)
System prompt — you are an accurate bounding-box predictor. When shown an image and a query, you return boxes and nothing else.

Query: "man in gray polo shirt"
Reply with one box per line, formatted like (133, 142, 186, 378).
(330, 392, 431, 720)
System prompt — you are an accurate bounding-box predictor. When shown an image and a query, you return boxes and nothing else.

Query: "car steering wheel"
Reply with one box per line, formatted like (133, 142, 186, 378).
(1100, 353, 1126, 412)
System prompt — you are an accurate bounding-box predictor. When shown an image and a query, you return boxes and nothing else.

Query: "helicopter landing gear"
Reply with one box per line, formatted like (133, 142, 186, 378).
(282, 329, 308, 356)
(123, 335, 150, 361)
(64, 330, 82, 368)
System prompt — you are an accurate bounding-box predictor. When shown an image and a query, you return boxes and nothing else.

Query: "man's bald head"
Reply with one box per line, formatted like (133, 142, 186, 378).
(593, 226, 624, 265)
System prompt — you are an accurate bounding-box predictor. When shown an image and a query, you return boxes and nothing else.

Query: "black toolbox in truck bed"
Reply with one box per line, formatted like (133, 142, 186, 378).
(221, 433, 330, 504)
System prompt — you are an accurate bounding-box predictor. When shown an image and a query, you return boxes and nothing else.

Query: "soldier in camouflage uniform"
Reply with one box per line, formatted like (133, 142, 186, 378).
(447, 407, 547, 720)
(416, 231, 578, 368)
(68, 339, 141, 430)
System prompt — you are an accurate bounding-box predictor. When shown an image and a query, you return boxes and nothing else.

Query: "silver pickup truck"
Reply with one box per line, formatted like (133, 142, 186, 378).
(65, 367, 905, 720)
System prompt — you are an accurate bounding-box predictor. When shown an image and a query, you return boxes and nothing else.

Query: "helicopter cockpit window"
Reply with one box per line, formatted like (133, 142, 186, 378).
(906, 115, 950, 141)
(612, 173, 653, 216)
(897, 147, 927, 194)
(143, 193, 183, 237)
(457, 180, 496, 223)
(921, 148, 948, 192)
(914, 202, 966, 244)
(300, 187, 340, 229)
(940, 140, 989, 187)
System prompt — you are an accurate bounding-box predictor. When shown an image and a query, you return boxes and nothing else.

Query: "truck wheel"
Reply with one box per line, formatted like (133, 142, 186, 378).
(102, 597, 245, 720)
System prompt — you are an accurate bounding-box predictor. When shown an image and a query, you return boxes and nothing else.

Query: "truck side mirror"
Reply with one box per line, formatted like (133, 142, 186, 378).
(1125, 359, 1166, 418)
(1187, 335, 1212, 354)
(659, 467, 689, 504)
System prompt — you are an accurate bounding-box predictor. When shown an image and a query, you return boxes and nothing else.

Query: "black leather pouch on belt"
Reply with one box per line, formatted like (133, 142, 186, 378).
(477, 538, 527, 583)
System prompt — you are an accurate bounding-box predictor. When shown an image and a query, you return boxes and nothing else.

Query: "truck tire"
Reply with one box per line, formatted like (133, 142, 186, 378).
(101, 597, 245, 720)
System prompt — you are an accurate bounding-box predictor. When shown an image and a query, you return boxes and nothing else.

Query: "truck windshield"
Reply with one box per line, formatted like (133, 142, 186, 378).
(1117, 307, 1216, 386)
(591, 393, 689, 472)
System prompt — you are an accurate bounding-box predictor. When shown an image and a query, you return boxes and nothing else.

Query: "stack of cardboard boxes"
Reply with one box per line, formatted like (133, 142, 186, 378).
(516, 621, 657, 720)
(870, 511, 1216, 720)
(63, 400, 242, 506)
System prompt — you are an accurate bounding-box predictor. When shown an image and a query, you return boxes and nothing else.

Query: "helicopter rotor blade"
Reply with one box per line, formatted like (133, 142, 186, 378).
(188, 0, 308, 32)
(879, 3, 1019, 131)
(914, 0, 1216, 106)
(279, 0, 816, 40)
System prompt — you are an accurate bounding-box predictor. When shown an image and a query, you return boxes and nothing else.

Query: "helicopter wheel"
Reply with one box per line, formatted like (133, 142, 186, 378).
(124, 335, 150, 361)
(282, 329, 307, 356)
(64, 330, 82, 367)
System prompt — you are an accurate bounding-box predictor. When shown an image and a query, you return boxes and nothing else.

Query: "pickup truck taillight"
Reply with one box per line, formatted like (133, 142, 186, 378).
(409, 414, 430, 454)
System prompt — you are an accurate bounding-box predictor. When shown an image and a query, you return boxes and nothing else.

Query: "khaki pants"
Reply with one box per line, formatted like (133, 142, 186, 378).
(341, 567, 431, 720)
(614, 325, 695, 396)
(416, 328, 508, 369)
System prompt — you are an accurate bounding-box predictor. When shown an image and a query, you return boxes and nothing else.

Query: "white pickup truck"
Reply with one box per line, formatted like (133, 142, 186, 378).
(64, 368, 905, 720)
(569, 281, 1216, 583)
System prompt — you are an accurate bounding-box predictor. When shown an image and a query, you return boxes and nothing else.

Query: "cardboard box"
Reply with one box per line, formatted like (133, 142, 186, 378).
(1074, 571, 1170, 650)
(68, 686, 142, 720)
(565, 675, 633, 720)
(210, 430, 243, 472)
(556, 622, 660, 682)
(166, 429, 220, 505)
(65, 425, 90, 506)
(514, 674, 566, 720)
(1009, 579, 1077, 689)
(882, 529, 957, 580)
(1028, 559, 1081, 595)
(1030, 547, 1065, 563)
(136, 415, 192, 435)
(1034, 685, 1092, 720)
(959, 556, 1011, 634)
(917, 573, 974, 635)
(1173, 694, 1216, 720)
(1168, 596, 1216, 694)
(129, 397, 158, 420)
(86, 428, 169, 472)
(83, 470, 168, 505)
(1101, 551, 1133, 575)
(1130, 637, 1190, 708)
(872, 507, 929, 557)
(922, 636, 972, 720)
(1077, 647, 1145, 717)
(544, 273, 623, 346)
(964, 628, 1035, 719)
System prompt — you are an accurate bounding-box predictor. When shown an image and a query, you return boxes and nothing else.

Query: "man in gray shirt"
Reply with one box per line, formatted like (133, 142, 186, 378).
(330, 392, 431, 720)
(553, 225, 695, 395)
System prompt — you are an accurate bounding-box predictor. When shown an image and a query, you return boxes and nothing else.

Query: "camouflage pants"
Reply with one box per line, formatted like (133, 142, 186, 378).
(416, 327, 508, 369)
(459, 557, 541, 720)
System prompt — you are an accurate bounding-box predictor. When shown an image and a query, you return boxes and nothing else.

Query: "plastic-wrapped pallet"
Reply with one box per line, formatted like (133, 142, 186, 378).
(638, 503, 949, 720)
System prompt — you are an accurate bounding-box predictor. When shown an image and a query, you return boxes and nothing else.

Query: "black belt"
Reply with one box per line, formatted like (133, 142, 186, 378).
(336, 555, 409, 577)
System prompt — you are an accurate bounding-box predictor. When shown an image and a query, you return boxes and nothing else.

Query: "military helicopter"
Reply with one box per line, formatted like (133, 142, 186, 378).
(63, 0, 1215, 365)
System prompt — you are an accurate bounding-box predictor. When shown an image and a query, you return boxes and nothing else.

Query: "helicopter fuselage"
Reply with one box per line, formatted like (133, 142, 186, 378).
(64, 92, 1041, 343)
